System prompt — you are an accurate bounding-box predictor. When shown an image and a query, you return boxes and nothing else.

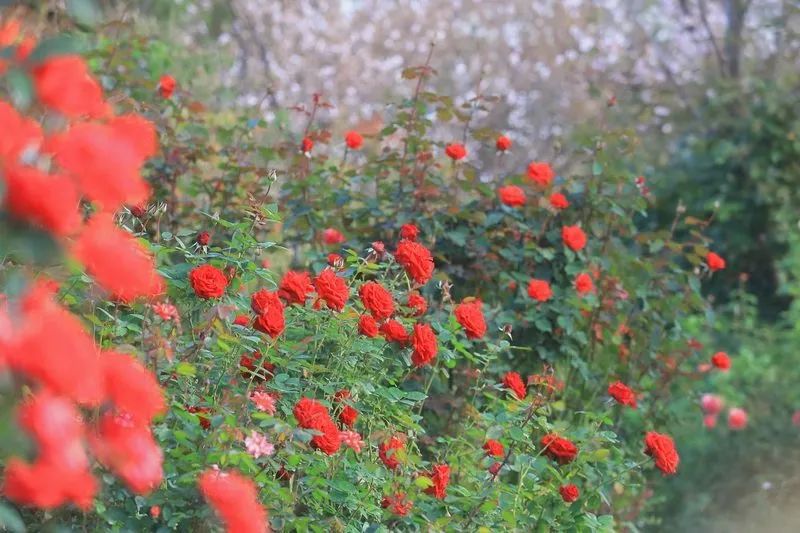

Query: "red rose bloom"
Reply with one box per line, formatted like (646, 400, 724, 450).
(608, 381, 637, 409)
(455, 300, 487, 339)
(498, 185, 526, 207)
(380, 319, 409, 345)
(559, 484, 579, 503)
(378, 436, 405, 470)
(101, 351, 165, 424)
(400, 223, 419, 242)
(527, 161, 555, 187)
(293, 398, 341, 455)
(381, 492, 413, 516)
(0, 101, 43, 163)
(198, 469, 268, 533)
(158, 75, 176, 98)
(728, 407, 748, 430)
(488, 462, 502, 476)
(445, 143, 467, 160)
(527, 279, 552, 302)
(503, 371, 527, 400)
(406, 292, 428, 316)
(711, 351, 731, 371)
(301, 136, 313, 153)
(250, 289, 285, 338)
(411, 323, 438, 367)
(359, 281, 395, 320)
(240, 352, 275, 382)
(344, 131, 363, 149)
(327, 253, 343, 267)
(189, 264, 228, 299)
(644, 431, 679, 475)
(707, 252, 726, 271)
(704, 414, 717, 428)
(278, 270, 314, 305)
(562, 225, 587, 252)
(483, 439, 504, 458)
(73, 214, 164, 303)
(339, 405, 358, 428)
(187, 406, 212, 429)
(495, 135, 512, 151)
(314, 269, 349, 311)
(2, 164, 81, 237)
(233, 315, 251, 327)
(358, 314, 379, 337)
(395, 240, 434, 285)
(251, 289, 276, 314)
(540, 433, 578, 464)
(196, 231, 211, 246)
(424, 464, 450, 499)
(574, 273, 594, 295)
(549, 192, 569, 210)
(32, 55, 108, 118)
(322, 227, 345, 245)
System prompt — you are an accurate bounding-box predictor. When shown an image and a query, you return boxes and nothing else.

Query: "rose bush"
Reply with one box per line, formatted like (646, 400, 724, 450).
(0, 11, 749, 532)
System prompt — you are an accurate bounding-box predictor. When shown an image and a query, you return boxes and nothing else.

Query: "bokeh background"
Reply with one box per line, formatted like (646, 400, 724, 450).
(13, 0, 800, 530)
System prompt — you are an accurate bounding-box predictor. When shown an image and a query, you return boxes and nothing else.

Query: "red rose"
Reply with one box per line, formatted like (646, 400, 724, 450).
(559, 484, 579, 503)
(253, 303, 285, 338)
(424, 464, 450, 499)
(198, 469, 267, 533)
(411, 323, 438, 367)
(293, 398, 341, 455)
(644, 431, 679, 475)
(327, 253, 343, 267)
(278, 270, 314, 305)
(2, 164, 81, 237)
(526, 161, 555, 187)
(33, 56, 108, 118)
(322, 227, 345, 245)
(707, 251, 726, 271)
(358, 314, 379, 337)
(400, 223, 419, 242)
(562, 225, 587, 252)
(189, 264, 228, 299)
(540, 433, 578, 464)
(527, 279, 552, 302)
(196, 231, 210, 246)
(498, 185, 526, 207)
(406, 292, 428, 316)
(314, 268, 349, 311)
(380, 319, 409, 345)
(727, 408, 748, 430)
(445, 143, 467, 160)
(187, 406, 212, 430)
(339, 405, 359, 428)
(574, 273, 594, 295)
(158, 74, 176, 98)
(488, 462, 502, 476)
(378, 436, 405, 470)
(455, 300, 487, 339)
(608, 381, 637, 409)
(483, 439, 504, 458)
(395, 240, 434, 285)
(240, 352, 275, 382)
(233, 314, 251, 327)
(704, 414, 717, 428)
(549, 192, 569, 210)
(495, 135, 512, 151)
(503, 371, 526, 400)
(300, 136, 313, 153)
(381, 492, 412, 516)
(359, 281, 395, 320)
(344, 131, 363, 149)
(711, 351, 731, 371)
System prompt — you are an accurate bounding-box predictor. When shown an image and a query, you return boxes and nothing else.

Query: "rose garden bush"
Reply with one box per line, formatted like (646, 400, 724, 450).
(0, 13, 746, 532)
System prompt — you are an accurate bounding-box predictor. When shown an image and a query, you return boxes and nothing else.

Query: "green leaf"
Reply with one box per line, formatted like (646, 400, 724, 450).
(175, 362, 196, 377)
(414, 476, 433, 489)
(66, 0, 102, 26)
(6, 68, 32, 110)
(592, 161, 603, 176)
(28, 35, 85, 63)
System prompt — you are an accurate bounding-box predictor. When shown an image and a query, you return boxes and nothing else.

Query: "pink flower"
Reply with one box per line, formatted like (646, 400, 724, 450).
(700, 394, 724, 416)
(703, 415, 717, 429)
(151, 302, 179, 321)
(250, 391, 276, 415)
(244, 431, 275, 459)
(340, 430, 364, 453)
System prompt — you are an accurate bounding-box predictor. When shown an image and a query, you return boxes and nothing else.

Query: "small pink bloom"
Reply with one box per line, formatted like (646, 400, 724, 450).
(727, 408, 748, 430)
(151, 302, 179, 321)
(250, 391, 277, 415)
(700, 394, 724, 416)
(703, 414, 717, 429)
(244, 431, 275, 458)
(340, 430, 364, 453)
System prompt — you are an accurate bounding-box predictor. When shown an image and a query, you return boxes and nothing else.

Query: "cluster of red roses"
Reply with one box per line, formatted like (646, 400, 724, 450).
(0, 23, 169, 509)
